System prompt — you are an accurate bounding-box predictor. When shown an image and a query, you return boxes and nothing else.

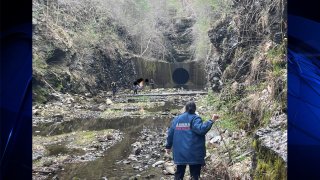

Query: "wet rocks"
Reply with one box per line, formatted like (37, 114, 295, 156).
(126, 128, 166, 172)
(33, 90, 206, 179)
(32, 92, 104, 127)
(118, 126, 178, 178)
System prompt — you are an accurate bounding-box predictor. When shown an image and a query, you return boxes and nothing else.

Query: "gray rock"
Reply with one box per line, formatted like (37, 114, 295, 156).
(128, 154, 138, 161)
(123, 160, 131, 164)
(255, 114, 287, 162)
(163, 170, 169, 175)
(151, 152, 160, 159)
(165, 165, 175, 175)
(210, 135, 221, 144)
(43, 160, 53, 167)
(133, 147, 142, 155)
(232, 132, 240, 140)
(145, 174, 156, 179)
(152, 160, 165, 167)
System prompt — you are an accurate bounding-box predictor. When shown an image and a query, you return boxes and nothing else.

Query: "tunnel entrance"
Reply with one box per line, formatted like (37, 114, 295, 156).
(172, 68, 189, 84)
(132, 58, 206, 89)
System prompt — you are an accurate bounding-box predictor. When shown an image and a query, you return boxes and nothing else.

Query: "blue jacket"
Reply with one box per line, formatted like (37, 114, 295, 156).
(165, 112, 214, 165)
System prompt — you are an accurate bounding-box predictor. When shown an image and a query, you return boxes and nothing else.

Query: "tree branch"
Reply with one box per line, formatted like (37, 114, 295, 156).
(140, 36, 152, 57)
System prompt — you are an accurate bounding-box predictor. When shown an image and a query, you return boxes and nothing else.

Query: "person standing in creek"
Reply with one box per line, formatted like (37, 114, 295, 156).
(111, 81, 117, 98)
(165, 101, 220, 180)
(133, 81, 139, 94)
(150, 78, 155, 89)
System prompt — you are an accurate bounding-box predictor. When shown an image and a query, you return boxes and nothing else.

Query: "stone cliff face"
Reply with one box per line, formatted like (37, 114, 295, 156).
(33, 0, 145, 102)
(33, 0, 205, 103)
(206, 0, 286, 92)
(205, 0, 287, 178)
(162, 16, 196, 62)
(33, 12, 137, 102)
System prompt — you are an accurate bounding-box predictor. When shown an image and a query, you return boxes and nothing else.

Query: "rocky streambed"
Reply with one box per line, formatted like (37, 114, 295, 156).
(33, 89, 264, 180)
(32, 89, 200, 179)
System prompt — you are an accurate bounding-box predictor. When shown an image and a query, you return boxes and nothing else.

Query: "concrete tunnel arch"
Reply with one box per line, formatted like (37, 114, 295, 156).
(172, 68, 190, 84)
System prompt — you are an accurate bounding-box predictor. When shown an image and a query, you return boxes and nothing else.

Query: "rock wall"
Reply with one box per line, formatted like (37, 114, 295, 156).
(32, 0, 204, 103)
(206, 0, 286, 91)
(253, 114, 287, 179)
(162, 16, 196, 62)
(205, 0, 287, 178)
(33, 0, 141, 103)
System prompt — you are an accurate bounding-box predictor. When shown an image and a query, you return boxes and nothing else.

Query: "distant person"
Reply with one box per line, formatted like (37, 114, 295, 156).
(165, 101, 220, 180)
(150, 78, 155, 89)
(111, 81, 117, 97)
(133, 81, 139, 94)
(136, 78, 144, 90)
(145, 79, 149, 86)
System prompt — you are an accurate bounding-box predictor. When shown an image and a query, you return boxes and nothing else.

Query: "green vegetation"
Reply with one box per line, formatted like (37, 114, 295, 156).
(101, 108, 124, 118)
(33, 54, 48, 72)
(56, 80, 63, 91)
(136, 0, 150, 12)
(33, 129, 113, 149)
(193, 14, 211, 60)
(74, 131, 96, 146)
(167, 0, 183, 15)
(78, 24, 101, 45)
(133, 95, 150, 102)
(267, 43, 286, 77)
(200, 90, 239, 131)
(245, 82, 267, 93)
(33, 86, 49, 104)
(201, 78, 281, 132)
(252, 139, 258, 149)
(267, 43, 285, 61)
(215, 113, 238, 131)
(254, 140, 287, 180)
(260, 110, 272, 127)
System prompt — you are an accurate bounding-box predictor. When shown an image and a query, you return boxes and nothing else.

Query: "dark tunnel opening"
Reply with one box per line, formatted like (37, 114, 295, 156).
(172, 68, 189, 84)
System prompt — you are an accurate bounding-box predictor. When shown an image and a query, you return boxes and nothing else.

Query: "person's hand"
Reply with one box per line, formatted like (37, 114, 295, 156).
(212, 114, 220, 121)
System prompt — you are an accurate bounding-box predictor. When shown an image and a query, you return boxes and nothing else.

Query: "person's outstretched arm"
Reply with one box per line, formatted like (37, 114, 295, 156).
(191, 114, 219, 135)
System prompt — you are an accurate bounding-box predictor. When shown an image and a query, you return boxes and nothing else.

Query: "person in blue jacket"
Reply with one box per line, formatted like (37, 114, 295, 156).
(165, 101, 220, 180)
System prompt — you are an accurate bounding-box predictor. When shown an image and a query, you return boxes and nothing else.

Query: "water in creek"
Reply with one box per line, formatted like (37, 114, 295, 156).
(46, 116, 173, 179)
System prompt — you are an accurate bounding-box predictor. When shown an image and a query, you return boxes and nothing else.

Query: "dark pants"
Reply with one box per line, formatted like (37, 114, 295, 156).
(112, 88, 116, 96)
(174, 164, 202, 180)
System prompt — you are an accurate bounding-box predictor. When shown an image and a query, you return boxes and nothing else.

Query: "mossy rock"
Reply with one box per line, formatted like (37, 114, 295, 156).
(252, 139, 287, 180)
